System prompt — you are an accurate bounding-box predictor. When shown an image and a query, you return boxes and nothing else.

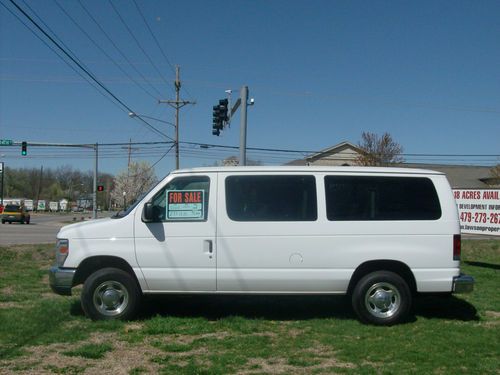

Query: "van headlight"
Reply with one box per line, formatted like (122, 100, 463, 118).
(56, 239, 69, 266)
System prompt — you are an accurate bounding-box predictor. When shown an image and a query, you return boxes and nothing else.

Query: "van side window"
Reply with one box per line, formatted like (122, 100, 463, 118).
(151, 176, 210, 222)
(325, 176, 442, 221)
(226, 175, 317, 221)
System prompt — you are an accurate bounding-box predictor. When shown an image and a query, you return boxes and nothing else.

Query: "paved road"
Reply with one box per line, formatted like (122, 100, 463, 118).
(0, 212, 109, 246)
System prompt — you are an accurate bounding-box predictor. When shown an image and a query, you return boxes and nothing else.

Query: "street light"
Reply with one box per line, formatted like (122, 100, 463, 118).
(128, 112, 179, 169)
(128, 112, 175, 127)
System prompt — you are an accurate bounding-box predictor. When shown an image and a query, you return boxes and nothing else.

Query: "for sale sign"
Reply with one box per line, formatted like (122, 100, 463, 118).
(453, 189, 500, 236)
(166, 190, 205, 220)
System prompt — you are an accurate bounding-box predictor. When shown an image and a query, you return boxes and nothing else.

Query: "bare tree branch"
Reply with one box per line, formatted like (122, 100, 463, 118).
(356, 132, 404, 166)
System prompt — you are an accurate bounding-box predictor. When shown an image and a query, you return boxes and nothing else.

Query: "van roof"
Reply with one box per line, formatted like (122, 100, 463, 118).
(171, 166, 445, 175)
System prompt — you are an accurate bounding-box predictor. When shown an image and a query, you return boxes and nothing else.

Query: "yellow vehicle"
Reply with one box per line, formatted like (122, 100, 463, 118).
(1, 204, 30, 224)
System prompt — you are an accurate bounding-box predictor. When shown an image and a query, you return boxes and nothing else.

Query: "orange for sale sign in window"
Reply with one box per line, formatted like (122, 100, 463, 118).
(166, 190, 204, 220)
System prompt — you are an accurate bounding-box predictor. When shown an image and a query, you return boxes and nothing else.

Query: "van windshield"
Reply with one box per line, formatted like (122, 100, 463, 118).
(111, 176, 167, 219)
(112, 193, 146, 219)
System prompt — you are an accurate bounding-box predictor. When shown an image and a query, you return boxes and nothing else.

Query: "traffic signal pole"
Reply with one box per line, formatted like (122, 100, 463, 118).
(239, 86, 249, 166)
(212, 86, 252, 166)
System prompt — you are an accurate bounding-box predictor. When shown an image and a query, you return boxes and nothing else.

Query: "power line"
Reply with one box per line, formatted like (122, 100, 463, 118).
(130, 0, 195, 102)
(2, 140, 498, 166)
(107, 0, 173, 92)
(53, 0, 159, 100)
(76, 0, 164, 98)
(0, 0, 125, 113)
(131, 0, 175, 75)
(6, 0, 172, 141)
(2, 140, 499, 157)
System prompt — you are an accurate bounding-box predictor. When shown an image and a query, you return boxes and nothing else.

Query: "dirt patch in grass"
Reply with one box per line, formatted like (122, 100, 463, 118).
(283, 328, 304, 338)
(148, 330, 232, 346)
(124, 322, 145, 331)
(0, 331, 163, 375)
(0, 301, 25, 309)
(239, 355, 356, 374)
(1, 286, 15, 296)
(485, 310, 500, 319)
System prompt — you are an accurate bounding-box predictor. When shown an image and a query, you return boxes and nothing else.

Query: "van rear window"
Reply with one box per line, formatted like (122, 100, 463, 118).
(226, 175, 317, 222)
(325, 176, 441, 221)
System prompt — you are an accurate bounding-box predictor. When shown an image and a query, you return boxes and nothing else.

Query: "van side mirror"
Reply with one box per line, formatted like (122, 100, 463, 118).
(142, 202, 154, 223)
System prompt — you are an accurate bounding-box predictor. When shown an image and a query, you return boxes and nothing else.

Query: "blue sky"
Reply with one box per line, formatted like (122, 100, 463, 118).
(1, 0, 499, 178)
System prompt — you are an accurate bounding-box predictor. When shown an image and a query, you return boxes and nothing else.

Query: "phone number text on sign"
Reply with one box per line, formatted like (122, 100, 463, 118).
(453, 189, 500, 236)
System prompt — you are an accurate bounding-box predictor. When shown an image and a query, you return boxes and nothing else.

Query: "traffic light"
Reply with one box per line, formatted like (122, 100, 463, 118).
(219, 99, 229, 122)
(97, 185, 104, 192)
(212, 104, 223, 136)
(212, 99, 229, 136)
(21, 141, 27, 156)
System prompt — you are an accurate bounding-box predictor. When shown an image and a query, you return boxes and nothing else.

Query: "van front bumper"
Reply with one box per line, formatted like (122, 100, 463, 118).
(452, 274, 474, 293)
(49, 266, 76, 296)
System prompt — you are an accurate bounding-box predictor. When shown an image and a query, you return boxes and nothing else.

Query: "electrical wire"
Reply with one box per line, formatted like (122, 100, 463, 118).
(107, 0, 173, 92)
(76, 0, 164, 98)
(53, 0, 160, 100)
(130, 0, 195, 102)
(0, 0, 126, 114)
(130, 0, 175, 75)
(1, 141, 498, 166)
(6, 0, 173, 141)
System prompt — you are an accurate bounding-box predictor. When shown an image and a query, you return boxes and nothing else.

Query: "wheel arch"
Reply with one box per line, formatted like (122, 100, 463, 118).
(73, 256, 141, 291)
(347, 260, 417, 295)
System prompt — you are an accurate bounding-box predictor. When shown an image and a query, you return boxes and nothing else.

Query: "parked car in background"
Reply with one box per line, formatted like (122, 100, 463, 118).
(1, 204, 30, 224)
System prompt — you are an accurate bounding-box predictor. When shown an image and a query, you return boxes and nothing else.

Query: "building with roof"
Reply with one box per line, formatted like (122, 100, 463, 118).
(286, 141, 499, 188)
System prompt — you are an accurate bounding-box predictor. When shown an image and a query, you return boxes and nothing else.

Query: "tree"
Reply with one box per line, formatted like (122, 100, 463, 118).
(356, 132, 404, 166)
(110, 161, 157, 209)
(488, 164, 500, 186)
(490, 164, 500, 178)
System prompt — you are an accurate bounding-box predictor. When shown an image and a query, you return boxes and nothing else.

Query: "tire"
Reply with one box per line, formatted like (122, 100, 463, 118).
(1, 220, 4, 224)
(352, 271, 411, 326)
(81, 267, 141, 321)
(26, 219, 30, 224)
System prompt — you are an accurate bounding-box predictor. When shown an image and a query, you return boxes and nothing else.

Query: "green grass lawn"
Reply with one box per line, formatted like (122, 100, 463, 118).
(0, 240, 498, 374)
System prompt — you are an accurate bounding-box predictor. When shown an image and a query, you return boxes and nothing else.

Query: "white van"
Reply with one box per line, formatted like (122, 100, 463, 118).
(49, 166, 474, 325)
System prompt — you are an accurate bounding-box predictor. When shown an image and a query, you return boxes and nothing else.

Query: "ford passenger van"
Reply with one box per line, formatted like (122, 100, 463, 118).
(49, 167, 474, 325)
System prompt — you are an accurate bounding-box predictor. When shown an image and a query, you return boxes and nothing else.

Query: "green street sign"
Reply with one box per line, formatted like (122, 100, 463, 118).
(0, 139, 13, 146)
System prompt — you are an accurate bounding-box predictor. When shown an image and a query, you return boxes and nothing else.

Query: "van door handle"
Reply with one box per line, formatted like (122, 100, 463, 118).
(204, 240, 213, 258)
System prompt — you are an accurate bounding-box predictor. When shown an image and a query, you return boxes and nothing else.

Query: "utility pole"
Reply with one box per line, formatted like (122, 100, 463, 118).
(93, 143, 98, 219)
(159, 66, 195, 170)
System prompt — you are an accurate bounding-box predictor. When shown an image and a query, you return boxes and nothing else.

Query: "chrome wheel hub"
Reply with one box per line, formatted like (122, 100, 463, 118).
(93, 281, 129, 317)
(365, 282, 401, 319)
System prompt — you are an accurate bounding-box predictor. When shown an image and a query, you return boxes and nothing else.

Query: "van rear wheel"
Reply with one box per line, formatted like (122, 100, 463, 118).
(81, 268, 141, 321)
(352, 271, 411, 325)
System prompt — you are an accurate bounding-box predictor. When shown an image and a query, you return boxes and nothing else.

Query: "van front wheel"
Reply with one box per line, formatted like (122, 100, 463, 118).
(352, 271, 411, 325)
(81, 268, 141, 320)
